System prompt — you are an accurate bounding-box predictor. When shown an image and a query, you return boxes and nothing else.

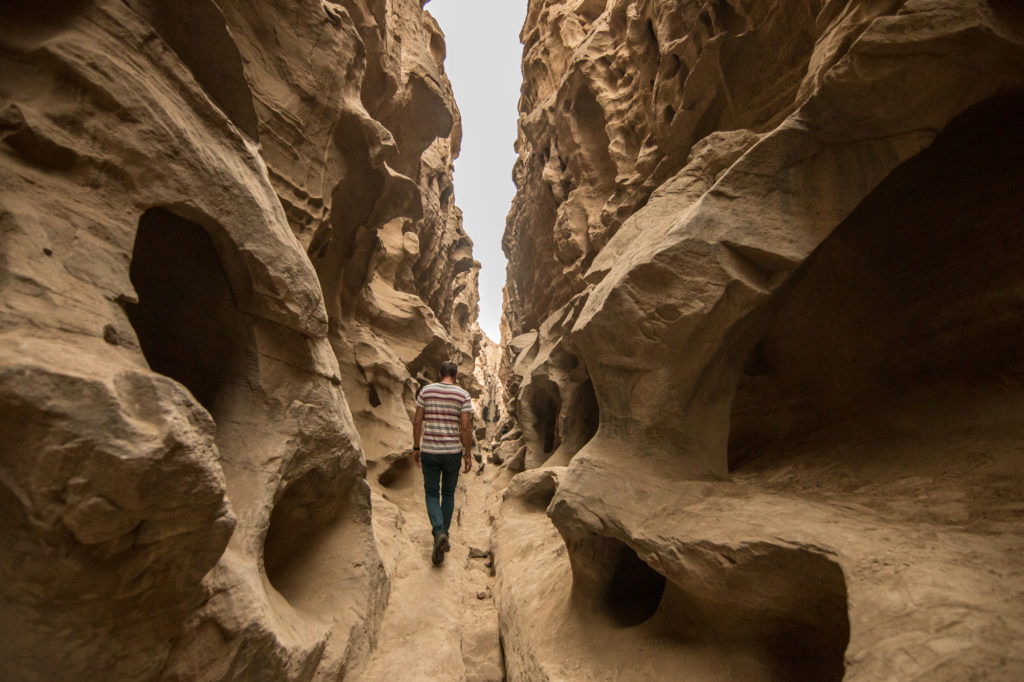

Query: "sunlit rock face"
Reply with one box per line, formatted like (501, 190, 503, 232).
(0, 0, 474, 678)
(499, 0, 1024, 679)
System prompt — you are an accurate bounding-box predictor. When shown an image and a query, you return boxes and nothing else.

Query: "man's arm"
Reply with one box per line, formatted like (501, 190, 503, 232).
(413, 406, 424, 466)
(460, 410, 473, 473)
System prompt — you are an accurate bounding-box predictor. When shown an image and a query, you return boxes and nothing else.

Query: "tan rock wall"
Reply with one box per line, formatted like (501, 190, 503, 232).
(0, 0, 476, 678)
(499, 0, 1024, 679)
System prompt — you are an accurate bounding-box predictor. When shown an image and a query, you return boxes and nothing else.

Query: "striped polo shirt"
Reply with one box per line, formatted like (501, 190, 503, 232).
(417, 382, 472, 454)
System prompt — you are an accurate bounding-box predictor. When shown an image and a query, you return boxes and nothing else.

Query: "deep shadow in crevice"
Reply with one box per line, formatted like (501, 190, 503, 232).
(367, 383, 382, 408)
(605, 541, 665, 627)
(124, 207, 254, 418)
(377, 455, 411, 489)
(728, 94, 1024, 470)
(529, 375, 562, 458)
(562, 378, 599, 458)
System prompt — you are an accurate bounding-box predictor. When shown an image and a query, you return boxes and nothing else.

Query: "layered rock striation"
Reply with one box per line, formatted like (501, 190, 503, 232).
(0, 0, 477, 678)
(499, 1, 1024, 679)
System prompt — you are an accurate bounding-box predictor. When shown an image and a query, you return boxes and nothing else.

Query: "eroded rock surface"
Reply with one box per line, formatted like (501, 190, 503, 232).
(499, 1, 1024, 679)
(0, 0, 477, 678)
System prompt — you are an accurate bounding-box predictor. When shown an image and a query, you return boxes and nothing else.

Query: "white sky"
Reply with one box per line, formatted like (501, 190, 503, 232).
(426, 0, 528, 342)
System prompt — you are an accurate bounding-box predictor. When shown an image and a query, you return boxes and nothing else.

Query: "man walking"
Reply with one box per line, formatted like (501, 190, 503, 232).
(413, 360, 473, 565)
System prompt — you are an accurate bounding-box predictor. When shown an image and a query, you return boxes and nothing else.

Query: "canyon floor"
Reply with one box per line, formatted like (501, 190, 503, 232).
(346, 414, 1024, 681)
(354, 450, 510, 682)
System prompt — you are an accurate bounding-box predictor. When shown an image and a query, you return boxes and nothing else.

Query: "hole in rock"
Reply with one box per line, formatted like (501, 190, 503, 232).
(125, 207, 253, 417)
(263, 469, 361, 616)
(367, 383, 381, 408)
(605, 541, 666, 627)
(377, 456, 411, 488)
(712, 0, 745, 34)
(699, 9, 712, 32)
(455, 302, 470, 329)
(728, 94, 1024, 470)
(528, 376, 561, 456)
(558, 378, 599, 461)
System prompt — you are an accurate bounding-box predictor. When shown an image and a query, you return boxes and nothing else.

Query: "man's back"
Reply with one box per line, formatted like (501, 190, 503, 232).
(417, 382, 471, 454)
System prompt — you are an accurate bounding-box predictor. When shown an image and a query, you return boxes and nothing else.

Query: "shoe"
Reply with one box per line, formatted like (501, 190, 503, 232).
(441, 535, 451, 552)
(432, 533, 448, 566)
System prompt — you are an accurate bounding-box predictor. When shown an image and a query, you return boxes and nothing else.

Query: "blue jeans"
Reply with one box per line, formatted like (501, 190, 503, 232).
(421, 451, 461, 538)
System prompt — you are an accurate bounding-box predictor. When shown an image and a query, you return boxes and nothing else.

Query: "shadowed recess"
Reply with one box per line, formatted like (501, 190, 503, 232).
(567, 534, 849, 679)
(605, 541, 666, 627)
(0, 0, 95, 48)
(137, 0, 260, 139)
(125, 207, 254, 417)
(263, 468, 362, 615)
(522, 475, 559, 514)
(728, 94, 1024, 470)
(377, 455, 412, 488)
(535, 376, 561, 456)
(562, 378, 599, 458)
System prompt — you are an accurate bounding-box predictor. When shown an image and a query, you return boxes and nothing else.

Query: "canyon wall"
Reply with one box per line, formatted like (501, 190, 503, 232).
(499, 0, 1024, 679)
(0, 0, 477, 678)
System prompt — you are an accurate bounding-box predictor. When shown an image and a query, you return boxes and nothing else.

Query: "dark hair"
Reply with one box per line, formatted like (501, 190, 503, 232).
(439, 360, 458, 379)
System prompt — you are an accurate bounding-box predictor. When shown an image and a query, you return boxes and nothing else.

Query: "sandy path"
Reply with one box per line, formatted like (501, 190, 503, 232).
(353, 459, 505, 681)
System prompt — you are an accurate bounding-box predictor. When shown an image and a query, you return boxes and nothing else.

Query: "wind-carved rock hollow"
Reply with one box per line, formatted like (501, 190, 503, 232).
(1, 0, 1023, 681)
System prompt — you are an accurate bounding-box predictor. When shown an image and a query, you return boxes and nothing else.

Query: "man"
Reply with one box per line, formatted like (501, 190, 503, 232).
(413, 360, 473, 565)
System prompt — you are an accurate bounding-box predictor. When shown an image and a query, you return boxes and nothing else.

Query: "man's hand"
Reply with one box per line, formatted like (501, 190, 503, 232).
(462, 453, 472, 473)
(414, 448, 421, 467)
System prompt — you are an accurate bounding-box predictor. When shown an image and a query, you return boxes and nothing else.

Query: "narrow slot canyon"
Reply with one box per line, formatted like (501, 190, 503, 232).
(2, 1, 1023, 681)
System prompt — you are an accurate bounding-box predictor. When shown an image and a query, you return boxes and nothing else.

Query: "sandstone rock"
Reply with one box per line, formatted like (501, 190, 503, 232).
(499, 0, 1024, 679)
(474, 334, 506, 443)
(0, 0, 476, 678)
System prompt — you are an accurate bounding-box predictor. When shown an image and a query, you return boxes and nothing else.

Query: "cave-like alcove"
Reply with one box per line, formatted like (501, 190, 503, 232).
(605, 541, 666, 627)
(564, 379, 599, 453)
(377, 455, 411, 489)
(529, 375, 562, 457)
(729, 94, 1024, 470)
(564, 532, 849, 679)
(263, 468, 360, 616)
(125, 207, 254, 418)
